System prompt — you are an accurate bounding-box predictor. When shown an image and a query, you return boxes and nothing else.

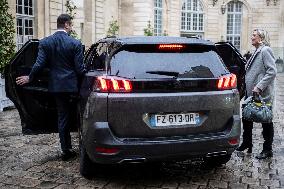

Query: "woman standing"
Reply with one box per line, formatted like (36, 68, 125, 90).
(236, 29, 277, 159)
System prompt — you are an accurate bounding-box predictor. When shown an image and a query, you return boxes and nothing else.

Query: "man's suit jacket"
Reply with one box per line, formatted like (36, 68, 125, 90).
(245, 44, 277, 104)
(29, 31, 85, 93)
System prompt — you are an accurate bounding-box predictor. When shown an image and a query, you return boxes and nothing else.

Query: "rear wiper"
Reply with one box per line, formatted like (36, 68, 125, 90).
(146, 71, 179, 77)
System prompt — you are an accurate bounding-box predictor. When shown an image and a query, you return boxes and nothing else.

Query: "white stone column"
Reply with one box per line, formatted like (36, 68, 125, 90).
(7, 0, 16, 43)
(44, 0, 50, 36)
(104, 0, 119, 37)
(120, 0, 134, 36)
(206, 0, 220, 42)
(49, 0, 65, 33)
(168, 0, 181, 36)
(95, 0, 105, 41)
(133, 0, 152, 36)
(240, 1, 252, 55)
(83, 0, 96, 47)
(72, 1, 85, 41)
(35, 0, 45, 39)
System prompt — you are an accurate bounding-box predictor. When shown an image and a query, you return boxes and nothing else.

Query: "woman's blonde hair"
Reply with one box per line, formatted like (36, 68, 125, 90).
(254, 28, 270, 46)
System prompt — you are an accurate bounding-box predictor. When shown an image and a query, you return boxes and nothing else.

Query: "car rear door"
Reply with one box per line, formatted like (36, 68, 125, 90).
(5, 40, 77, 134)
(215, 42, 246, 98)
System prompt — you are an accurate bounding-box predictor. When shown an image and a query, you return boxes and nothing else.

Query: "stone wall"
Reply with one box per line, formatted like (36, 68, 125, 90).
(167, 0, 181, 36)
(83, 0, 284, 58)
(84, 0, 119, 47)
(7, 0, 284, 55)
(249, 1, 280, 52)
(120, 0, 134, 36)
(35, 0, 66, 38)
(7, 0, 16, 43)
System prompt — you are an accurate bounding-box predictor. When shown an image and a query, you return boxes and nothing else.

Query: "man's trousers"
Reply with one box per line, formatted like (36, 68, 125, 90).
(54, 93, 77, 152)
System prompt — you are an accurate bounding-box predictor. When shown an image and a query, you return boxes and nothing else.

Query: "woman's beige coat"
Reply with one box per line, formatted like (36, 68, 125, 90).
(245, 44, 277, 104)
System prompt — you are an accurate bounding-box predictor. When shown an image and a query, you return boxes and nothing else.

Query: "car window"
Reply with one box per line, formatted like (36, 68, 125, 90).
(84, 44, 96, 71)
(109, 48, 228, 79)
(85, 43, 107, 71)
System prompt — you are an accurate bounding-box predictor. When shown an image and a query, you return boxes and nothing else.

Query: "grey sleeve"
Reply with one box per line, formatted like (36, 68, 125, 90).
(255, 47, 277, 91)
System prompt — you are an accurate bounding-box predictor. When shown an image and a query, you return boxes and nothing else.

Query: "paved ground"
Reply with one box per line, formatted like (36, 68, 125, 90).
(1, 74, 284, 189)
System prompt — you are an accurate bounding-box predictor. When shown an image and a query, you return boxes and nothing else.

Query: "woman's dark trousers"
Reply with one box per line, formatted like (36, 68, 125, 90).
(241, 119, 253, 148)
(242, 119, 274, 151)
(262, 122, 274, 151)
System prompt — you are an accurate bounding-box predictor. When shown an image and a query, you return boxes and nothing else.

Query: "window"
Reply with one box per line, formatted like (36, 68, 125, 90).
(226, 1, 242, 50)
(154, 0, 163, 36)
(109, 45, 227, 79)
(85, 43, 107, 71)
(181, 0, 204, 37)
(16, 0, 34, 50)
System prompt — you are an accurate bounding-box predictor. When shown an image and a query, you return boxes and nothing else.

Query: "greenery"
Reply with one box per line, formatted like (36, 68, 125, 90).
(107, 17, 119, 37)
(0, 0, 16, 76)
(143, 21, 168, 36)
(163, 30, 168, 36)
(65, 0, 79, 39)
(144, 21, 153, 36)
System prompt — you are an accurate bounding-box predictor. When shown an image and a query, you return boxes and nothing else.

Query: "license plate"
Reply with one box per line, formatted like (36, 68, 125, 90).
(154, 113, 199, 126)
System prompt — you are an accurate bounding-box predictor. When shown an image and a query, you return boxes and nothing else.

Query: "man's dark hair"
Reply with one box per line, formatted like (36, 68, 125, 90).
(57, 14, 72, 29)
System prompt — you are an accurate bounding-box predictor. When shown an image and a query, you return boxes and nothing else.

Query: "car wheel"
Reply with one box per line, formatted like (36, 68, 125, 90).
(79, 142, 94, 178)
(203, 154, 232, 167)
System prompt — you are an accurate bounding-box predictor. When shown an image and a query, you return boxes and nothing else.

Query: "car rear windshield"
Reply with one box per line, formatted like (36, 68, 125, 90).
(109, 44, 228, 79)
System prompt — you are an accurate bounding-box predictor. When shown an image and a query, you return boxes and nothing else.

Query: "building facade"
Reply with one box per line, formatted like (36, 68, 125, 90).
(8, 0, 84, 50)
(7, 0, 284, 58)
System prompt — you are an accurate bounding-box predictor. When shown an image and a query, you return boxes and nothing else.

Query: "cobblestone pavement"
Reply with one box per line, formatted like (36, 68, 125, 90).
(1, 74, 284, 189)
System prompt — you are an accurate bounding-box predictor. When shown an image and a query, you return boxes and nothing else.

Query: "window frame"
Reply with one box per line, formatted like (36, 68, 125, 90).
(16, 0, 35, 51)
(180, 0, 204, 34)
(154, 0, 163, 36)
(226, 1, 243, 51)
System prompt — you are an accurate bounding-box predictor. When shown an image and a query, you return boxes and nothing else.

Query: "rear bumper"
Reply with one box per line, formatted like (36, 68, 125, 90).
(82, 115, 241, 164)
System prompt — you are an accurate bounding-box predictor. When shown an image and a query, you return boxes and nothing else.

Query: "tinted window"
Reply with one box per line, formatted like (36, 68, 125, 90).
(14, 41, 38, 76)
(84, 45, 96, 68)
(85, 43, 107, 71)
(109, 46, 228, 79)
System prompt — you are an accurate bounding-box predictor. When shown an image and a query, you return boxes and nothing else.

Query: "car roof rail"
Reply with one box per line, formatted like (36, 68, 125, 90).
(184, 35, 200, 39)
(97, 36, 118, 43)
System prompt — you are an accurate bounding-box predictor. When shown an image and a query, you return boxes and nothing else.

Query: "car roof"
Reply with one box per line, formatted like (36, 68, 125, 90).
(98, 36, 214, 46)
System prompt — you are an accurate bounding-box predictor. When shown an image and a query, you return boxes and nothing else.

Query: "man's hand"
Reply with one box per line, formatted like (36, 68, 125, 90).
(16, 76, 30, 85)
(252, 86, 261, 94)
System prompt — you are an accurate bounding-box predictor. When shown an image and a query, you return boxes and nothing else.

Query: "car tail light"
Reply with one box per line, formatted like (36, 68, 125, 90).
(229, 138, 239, 145)
(95, 147, 120, 154)
(158, 44, 185, 50)
(97, 77, 108, 92)
(94, 76, 133, 93)
(217, 74, 237, 90)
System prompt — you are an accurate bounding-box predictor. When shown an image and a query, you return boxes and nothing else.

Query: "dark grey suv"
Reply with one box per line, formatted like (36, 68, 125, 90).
(5, 36, 245, 176)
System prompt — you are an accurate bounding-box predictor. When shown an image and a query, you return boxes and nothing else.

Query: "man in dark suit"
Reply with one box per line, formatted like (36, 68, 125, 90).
(16, 14, 85, 161)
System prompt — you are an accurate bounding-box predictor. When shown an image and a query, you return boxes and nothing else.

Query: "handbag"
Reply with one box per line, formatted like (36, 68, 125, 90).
(242, 93, 273, 123)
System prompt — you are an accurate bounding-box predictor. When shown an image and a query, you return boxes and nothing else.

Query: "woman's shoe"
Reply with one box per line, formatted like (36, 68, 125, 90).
(62, 150, 76, 161)
(255, 150, 273, 159)
(236, 144, 252, 153)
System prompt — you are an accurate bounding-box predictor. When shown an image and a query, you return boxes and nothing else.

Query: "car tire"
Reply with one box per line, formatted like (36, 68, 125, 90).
(203, 154, 232, 167)
(79, 143, 94, 178)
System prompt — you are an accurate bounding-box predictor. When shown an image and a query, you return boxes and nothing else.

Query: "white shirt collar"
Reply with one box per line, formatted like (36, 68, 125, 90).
(57, 29, 67, 33)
